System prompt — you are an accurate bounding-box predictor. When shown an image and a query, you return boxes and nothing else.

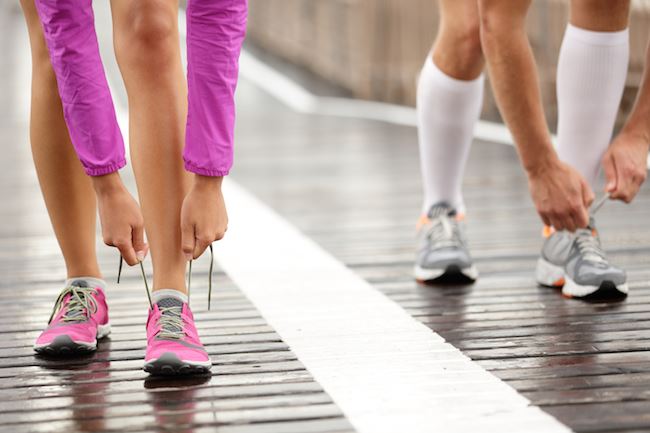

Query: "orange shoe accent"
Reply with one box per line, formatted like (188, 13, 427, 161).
(542, 225, 555, 238)
(455, 212, 466, 222)
(552, 277, 565, 287)
(416, 215, 430, 230)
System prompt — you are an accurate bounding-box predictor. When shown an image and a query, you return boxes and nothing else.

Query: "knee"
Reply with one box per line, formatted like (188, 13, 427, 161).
(436, 20, 483, 76)
(454, 20, 483, 66)
(115, 3, 177, 69)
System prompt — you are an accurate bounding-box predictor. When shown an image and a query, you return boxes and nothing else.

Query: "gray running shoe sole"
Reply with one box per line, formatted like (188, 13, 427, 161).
(563, 276, 628, 300)
(144, 352, 212, 376)
(537, 257, 628, 300)
(415, 263, 478, 283)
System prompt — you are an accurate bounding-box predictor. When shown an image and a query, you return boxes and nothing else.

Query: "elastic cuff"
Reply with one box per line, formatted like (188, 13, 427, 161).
(565, 24, 629, 46)
(84, 159, 127, 176)
(151, 289, 189, 304)
(184, 160, 230, 177)
(65, 277, 106, 290)
(423, 56, 485, 92)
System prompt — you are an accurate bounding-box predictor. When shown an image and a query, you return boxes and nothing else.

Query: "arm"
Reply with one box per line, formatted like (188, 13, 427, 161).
(181, 0, 248, 260)
(34, 0, 146, 265)
(478, 0, 594, 231)
(34, 0, 125, 176)
(602, 41, 650, 202)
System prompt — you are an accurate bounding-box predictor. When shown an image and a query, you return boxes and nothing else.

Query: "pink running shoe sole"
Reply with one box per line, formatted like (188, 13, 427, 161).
(34, 323, 111, 356)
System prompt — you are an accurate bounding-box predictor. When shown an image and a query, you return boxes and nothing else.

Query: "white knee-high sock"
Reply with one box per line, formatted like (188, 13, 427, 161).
(417, 57, 484, 214)
(557, 24, 629, 188)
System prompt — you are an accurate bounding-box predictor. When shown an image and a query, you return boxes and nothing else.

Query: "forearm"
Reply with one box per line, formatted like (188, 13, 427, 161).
(621, 41, 650, 144)
(479, 0, 558, 174)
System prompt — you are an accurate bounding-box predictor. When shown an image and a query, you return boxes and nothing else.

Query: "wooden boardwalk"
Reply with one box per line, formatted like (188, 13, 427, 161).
(3, 3, 650, 432)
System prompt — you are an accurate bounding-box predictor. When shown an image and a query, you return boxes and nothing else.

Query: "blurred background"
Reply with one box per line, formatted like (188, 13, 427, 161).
(246, 0, 650, 128)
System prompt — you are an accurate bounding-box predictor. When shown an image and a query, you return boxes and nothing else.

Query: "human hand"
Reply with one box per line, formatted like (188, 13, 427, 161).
(602, 131, 649, 203)
(528, 159, 594, 231)
(181, 175, 227, 261)
(93, 172, 148, 266)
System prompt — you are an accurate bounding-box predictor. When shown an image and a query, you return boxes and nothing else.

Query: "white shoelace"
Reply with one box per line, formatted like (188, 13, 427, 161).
(156, 305, 185, 339)
(427, 215, 462, 249)
(573, 193, 610, 263)
(49, 286, 98, 324)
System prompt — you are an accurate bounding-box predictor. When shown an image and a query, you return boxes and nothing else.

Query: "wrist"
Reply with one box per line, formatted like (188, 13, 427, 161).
(193, 175, 223, 192)
(525, 152, 560, 179)
(92, 172, 125, 196)
(620, 123, 650, 149)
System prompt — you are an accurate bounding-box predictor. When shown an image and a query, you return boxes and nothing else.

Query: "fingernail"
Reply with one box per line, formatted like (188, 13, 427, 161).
(184, 253, 193, 261)
(136, 251, 145, 262)
(606, 182, 615, 191)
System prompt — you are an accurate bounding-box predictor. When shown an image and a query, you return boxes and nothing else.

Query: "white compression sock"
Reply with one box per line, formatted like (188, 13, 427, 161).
(152, 289, 188, 304)
(556, 24, 629, 188)
(417, 57, 484, 214)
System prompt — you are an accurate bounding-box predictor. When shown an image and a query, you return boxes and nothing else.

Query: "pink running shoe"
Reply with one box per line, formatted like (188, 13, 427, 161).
(144, 295, 211, 375)
(34, 279, 110, 355)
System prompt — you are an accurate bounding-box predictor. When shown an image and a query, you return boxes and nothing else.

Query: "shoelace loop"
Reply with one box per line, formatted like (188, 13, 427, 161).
(48, 286, 98, 324)
(156, 305, 185, 339)
(575, 229, 606, 263)
(571, 192, 610, 263)
(426, 215, 462, 249)
(117, 243, 214, 310)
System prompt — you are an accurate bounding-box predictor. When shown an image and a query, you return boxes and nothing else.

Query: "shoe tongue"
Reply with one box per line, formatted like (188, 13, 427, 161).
(427, 202, 456, 219)
(157, 297, 184, 309)
(63, 280, 91, 320)
(156, 297, 184, 335)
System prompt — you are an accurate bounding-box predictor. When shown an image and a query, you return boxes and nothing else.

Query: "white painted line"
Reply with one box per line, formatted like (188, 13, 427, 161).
(215, 180, 572, 433)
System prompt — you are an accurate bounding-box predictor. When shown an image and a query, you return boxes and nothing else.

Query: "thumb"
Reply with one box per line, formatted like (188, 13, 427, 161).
(181, 222, 195, 262)
(132, 222, 148, 262)
(602, 153, 617, 193)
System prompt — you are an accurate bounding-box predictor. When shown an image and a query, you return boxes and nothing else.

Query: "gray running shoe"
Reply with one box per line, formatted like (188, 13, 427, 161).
(536, 219, 627, 299)
(415, 202, 478, 282)
(536, 230, 574, 288)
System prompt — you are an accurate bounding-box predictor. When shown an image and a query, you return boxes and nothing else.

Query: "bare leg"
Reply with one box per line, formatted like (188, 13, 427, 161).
(570, 0, 630, 31)
(20, 0, 101, 279)
(432, 0, 484, 80)
(110, 0, 191, 292)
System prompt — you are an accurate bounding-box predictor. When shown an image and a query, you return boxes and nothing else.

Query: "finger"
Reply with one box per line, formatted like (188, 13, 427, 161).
(115, 239, 138, 266)
(561, 211, 576, 233)
(539, 211, 552, 228)
(181, 223, 196, 262)
(619, 179, 636, 203)
(580, 179, 595, 208)
(602, 153, 617, 193)
(549, 215, 565, 232)
(574, 203, 589, 229)
(132, 223, 148, 262)
(193, 235, 212, 260)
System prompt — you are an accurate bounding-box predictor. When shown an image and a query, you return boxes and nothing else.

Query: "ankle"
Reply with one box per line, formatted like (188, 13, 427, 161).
(151, 289, 188, 304)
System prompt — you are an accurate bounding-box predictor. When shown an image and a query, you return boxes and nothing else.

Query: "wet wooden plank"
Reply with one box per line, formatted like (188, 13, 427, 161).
(228, 40, 650, 433)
